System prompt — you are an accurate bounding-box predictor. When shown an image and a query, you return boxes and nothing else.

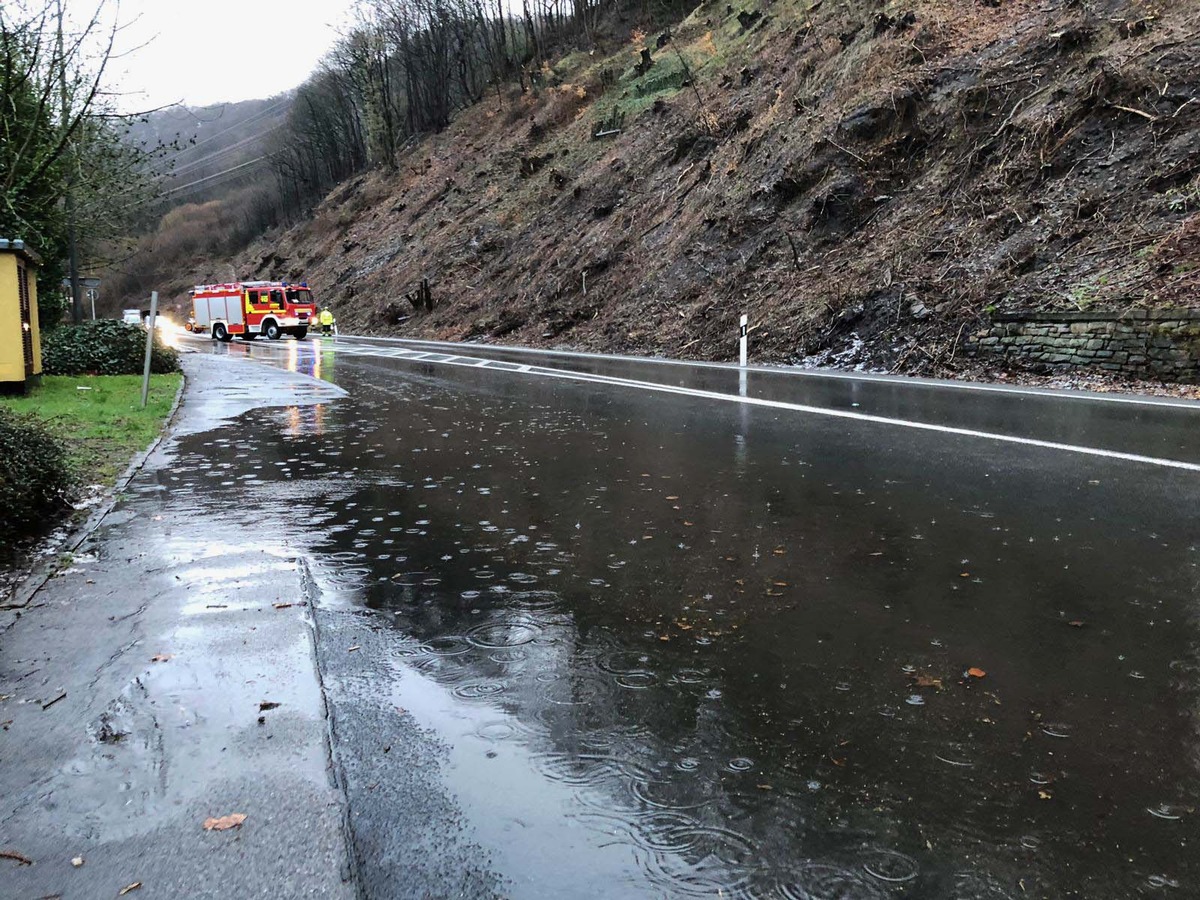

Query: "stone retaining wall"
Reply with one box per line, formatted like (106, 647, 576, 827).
(965, 309, 1200, 383)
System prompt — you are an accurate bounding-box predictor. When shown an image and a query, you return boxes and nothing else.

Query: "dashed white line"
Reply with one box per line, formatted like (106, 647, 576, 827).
(336, 343, 1200, 473)
(219, 338, 1198, 472)
(340, 335, 1200, 411)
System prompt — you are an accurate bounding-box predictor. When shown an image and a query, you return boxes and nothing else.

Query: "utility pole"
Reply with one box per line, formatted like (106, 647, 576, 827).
(56, 0, 83, 325)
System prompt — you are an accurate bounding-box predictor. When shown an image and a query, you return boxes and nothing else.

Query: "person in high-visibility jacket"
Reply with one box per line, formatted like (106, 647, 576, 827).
(319, 307, 335, 336)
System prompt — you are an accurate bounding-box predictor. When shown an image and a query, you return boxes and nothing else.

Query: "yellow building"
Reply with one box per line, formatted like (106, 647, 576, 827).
(0, 239, 42, 394)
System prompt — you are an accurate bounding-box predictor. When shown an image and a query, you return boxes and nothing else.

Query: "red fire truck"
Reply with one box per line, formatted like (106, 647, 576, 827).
(190, 281, 317, 342)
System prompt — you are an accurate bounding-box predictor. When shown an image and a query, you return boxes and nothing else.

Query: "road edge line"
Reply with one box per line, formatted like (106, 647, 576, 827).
(364, 348, 1200, 473)
(335, 334, 1200, 410)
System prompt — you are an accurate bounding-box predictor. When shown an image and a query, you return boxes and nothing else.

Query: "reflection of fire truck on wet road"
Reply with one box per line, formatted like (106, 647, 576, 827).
(190, 281, 317, 342)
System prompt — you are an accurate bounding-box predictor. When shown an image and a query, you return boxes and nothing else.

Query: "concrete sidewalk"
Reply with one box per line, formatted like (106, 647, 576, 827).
(0, 354, 354, 899)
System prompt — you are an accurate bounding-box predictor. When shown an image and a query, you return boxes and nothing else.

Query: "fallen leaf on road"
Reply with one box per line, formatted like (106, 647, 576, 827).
(118, 882, 142, 895)
(967, 667, 987, 679)
(150, 654, 173, 663)
(1, 849, 33, 865)
(72, 857, 84, 867)
(914, 674, 944, 689)
(203, 813, 247, 831)
(258, 701, 281, 711)
(272, 603, 294, 609)
(1068, 620, 1086, 628)
(1038, 790, 1052, 800)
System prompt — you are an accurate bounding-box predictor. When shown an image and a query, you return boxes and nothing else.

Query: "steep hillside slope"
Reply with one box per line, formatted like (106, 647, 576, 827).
(223, 0, 1196, 373)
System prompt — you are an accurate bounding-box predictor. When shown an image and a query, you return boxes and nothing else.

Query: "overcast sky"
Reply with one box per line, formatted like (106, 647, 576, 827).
(108, 0, 357, 111)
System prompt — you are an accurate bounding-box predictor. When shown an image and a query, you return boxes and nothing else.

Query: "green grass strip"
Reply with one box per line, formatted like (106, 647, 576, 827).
(1, 374, 183, 486)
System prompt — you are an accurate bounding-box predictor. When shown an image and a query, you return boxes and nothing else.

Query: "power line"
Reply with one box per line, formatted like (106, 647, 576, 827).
(168, 126, 282, 179)
(163, 98, 289, 159)
(157, 97, 291, 163)
(162, 162, 268, 201)
(160, 156, 269, 198)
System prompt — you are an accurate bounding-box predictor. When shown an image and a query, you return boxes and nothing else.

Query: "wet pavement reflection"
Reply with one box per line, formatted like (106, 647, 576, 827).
(335, 336, 1200, 465)
(157, 340, 1200, 897)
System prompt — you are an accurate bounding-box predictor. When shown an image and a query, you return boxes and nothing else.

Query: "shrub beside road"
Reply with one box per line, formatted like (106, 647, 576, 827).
(42, 320, 179, 376)
(0, 408, 72, 547)
(1, 321, 183, 552)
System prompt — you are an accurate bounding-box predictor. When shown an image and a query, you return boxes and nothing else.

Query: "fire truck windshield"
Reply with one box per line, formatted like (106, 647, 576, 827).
(285, 288, 313, 305)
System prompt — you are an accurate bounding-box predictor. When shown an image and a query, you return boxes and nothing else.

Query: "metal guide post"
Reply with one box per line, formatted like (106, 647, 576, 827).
(140, 291, 159, 408)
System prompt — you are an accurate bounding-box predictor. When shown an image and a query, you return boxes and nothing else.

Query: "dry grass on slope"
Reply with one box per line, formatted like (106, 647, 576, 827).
(239, 0, 1199, 375)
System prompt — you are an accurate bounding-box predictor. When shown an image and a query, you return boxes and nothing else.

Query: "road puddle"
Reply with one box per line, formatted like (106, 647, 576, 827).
(154, 350, 1200, 897)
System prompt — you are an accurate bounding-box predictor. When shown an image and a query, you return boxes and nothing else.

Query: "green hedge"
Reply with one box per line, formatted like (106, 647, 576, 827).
(0, 408, 73, 548)
(43, 320, 180, 376)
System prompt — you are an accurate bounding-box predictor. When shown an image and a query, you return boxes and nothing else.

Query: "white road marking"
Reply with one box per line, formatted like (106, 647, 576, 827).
(208, 337, 1198, 471)
(339, 335, 1200, 411)
(335, 342, 1200, 473)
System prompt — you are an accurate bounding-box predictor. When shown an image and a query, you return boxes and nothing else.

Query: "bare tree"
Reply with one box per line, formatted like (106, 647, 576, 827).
(2, 0, 165, 322)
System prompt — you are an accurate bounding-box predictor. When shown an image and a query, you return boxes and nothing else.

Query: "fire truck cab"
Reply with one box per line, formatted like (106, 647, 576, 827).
(190, 281, 316, 342)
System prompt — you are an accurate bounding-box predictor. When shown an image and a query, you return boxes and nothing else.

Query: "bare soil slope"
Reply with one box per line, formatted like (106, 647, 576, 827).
(219, 0, 1196, 374)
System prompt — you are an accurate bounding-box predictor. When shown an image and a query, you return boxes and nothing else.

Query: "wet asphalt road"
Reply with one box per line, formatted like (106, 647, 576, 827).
(174, 335, 1198, 897)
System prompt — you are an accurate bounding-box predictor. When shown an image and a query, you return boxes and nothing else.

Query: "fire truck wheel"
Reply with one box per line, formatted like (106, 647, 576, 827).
(240, 332, 257, 341)
(265, 321, 283, 340)
(294, 328, 308, 340)
(213, 323, 231, 343)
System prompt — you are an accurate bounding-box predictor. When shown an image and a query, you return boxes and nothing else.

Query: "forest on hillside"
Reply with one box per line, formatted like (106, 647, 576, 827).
(112, 0, 1198, 377)
(16, 0, 1191, 378)
(107, 0, 686, 305)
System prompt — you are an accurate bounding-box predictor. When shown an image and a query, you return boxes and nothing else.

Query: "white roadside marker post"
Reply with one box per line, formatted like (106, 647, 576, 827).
(738, 314, 749, 398)
(140, 291, 158, 408)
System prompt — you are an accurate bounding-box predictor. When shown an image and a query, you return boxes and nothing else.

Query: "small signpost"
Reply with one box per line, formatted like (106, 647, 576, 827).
(739, 314, 748, 368)
(61, 277, 100, 320)
(140, 291, 158, 408)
